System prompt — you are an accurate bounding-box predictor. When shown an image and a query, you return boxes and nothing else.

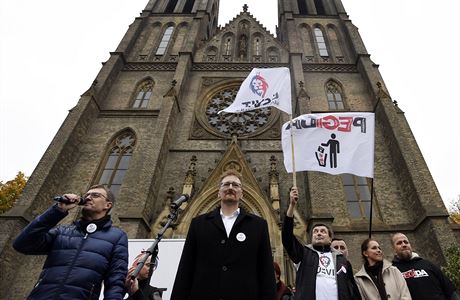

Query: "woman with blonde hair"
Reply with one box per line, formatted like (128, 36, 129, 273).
(355, 238, 411, 300)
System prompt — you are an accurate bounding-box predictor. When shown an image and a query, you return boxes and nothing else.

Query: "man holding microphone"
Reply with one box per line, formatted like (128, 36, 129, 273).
(13, 184, 128, 299)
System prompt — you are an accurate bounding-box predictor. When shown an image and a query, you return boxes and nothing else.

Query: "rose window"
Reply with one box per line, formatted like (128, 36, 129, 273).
(205, 86, 271, 136)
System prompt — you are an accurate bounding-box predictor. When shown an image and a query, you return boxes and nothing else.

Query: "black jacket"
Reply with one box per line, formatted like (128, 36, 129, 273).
(393, 254, 458, 300)
(126, 279, 162, 300)
(171, 207, 276, 300)
(282, 216, 361, 300)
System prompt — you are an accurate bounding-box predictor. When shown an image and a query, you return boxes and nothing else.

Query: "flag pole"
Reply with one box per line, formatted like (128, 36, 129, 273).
(289, 114, 297, 187)
(368, 178, 374, 238)
(368, 83, 381, 238)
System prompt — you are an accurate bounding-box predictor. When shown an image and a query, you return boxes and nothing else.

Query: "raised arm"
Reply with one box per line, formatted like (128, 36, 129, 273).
(282, 187, 305, 264)
(13, 204, 68, 254)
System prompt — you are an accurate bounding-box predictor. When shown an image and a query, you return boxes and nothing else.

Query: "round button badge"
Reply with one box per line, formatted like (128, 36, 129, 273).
(236, 232, 246, 242)
(86, 223, 97, 233)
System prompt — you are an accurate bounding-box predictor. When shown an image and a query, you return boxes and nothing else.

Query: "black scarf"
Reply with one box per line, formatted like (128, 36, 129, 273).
(364, 261, 387, 299)
(78, 215, 111, 234)
(313, 244, 331, 253)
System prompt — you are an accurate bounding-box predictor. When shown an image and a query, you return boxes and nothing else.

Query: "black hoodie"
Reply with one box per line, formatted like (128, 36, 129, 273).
(392, 254, 457, 300)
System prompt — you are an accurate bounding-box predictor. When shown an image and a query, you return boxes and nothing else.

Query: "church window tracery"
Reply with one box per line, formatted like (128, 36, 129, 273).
(132, 79, 153, 108)
(98, 131, 136, 196)
(341, 174, 372, 219)
(225, 38, 232, 55)
(314, 27, 329, 57)
(254, 38, 261, 56)
(204, 86, 272, 136)
(156, 26, 174, 55)
(326, 80, 344, 110)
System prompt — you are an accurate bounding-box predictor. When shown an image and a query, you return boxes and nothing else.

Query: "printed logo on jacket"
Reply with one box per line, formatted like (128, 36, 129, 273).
(401, 269, 429, 279)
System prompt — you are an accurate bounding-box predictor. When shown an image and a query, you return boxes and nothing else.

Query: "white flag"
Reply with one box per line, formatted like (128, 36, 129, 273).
(218, 67, 292, 115)
(282, 112, 375, 178)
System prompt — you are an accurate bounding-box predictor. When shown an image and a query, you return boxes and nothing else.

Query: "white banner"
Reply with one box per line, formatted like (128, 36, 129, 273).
(218, 67, 292, 115)
(99, 239, 186, 300)
(282, 112, 375, 178)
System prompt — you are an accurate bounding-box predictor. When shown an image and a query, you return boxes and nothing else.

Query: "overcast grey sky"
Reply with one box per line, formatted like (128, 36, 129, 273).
(1, 0, 459, 207)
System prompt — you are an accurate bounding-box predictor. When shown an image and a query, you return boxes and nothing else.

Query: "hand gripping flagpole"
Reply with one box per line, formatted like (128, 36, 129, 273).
(290, 114, 297, 187)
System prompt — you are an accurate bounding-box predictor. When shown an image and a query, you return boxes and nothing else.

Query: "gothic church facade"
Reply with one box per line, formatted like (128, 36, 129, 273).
(1, 0, 458, 297)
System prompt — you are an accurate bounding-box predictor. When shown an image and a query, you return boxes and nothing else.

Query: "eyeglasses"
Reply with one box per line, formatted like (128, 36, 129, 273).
(83, 192, 108, 200)
(220, 181, 242, 189)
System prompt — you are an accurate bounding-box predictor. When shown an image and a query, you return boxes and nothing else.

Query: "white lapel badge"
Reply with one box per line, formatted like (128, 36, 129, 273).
(236, 232, 246, 242)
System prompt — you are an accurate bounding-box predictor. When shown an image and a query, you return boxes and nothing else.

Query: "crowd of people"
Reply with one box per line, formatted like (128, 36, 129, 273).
(12, 173, 458, 299)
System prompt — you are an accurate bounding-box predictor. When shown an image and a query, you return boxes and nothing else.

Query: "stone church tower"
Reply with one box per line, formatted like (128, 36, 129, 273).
(1, 0, 458, 297)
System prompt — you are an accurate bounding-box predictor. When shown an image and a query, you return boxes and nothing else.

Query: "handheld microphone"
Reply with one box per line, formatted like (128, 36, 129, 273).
(53, 196, 86, 205)
(170, 194, 189, 209)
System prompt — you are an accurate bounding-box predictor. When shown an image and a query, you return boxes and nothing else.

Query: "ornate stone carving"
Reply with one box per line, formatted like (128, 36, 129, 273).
(182, 156, 197, 197)
(269, 155, 280, 214)
(193, 63, 286, 71)
(223, 160, 242, 173)
(123, 63, 177, 71)
(303, 64, 358, 73)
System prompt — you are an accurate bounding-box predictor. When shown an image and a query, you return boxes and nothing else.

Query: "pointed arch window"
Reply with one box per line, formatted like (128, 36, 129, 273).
(341, 174, 372, 219)
(326, 81, 344, 110)
(314, 28, 329, 57)
(224, 37, 232, 55)
(98, 131, 136, 196)
(132, 80, 153, 108)
(254, 38, 261, 56)
(267, 47, 280, 62)
(156, 26, 174, 55)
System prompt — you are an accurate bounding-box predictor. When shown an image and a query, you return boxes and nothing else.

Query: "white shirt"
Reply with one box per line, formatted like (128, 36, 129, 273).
(314, 250, 338, 300)
(220, 208, 240, 237)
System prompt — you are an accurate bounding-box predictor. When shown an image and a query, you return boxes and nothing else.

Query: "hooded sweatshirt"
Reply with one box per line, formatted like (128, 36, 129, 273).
(392, 253, 457, 300)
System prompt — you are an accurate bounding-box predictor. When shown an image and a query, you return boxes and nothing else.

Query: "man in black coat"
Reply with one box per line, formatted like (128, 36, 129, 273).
(171, 169, 276, 300)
